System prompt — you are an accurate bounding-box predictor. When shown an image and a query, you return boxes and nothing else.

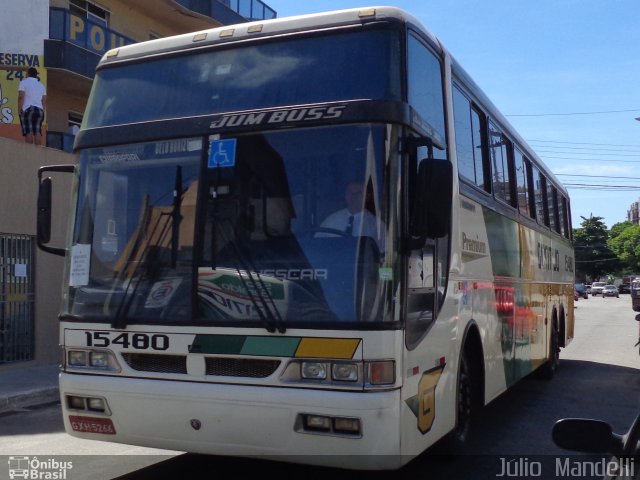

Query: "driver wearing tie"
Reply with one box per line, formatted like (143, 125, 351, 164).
(317, 180, 384, 251)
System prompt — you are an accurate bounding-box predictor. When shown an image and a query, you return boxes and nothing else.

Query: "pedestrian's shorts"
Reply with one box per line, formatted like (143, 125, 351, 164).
(20, 106, 44, 136)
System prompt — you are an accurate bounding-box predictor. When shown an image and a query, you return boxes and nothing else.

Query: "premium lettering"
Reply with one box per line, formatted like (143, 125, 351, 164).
(462, 233, 486, 254)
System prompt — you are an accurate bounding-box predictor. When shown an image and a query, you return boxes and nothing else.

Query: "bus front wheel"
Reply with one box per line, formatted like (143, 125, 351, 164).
(446, 348, 481, 451)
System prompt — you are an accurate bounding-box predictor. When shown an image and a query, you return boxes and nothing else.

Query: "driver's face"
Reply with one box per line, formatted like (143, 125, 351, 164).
(345, 183, 364, 213)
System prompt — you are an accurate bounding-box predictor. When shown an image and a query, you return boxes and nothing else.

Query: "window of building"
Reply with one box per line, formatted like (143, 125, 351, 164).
(70, 0, 109, 27)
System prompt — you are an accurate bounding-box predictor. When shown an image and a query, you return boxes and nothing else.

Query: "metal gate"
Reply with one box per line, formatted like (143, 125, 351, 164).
(0, 234, 35, 363)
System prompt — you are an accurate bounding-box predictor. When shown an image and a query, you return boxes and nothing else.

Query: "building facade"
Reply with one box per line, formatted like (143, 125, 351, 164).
(0, 0, 274, 369)
(628, 199, 640, 225)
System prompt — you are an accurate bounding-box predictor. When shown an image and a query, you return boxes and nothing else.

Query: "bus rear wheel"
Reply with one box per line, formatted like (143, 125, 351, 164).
(538, 322, 560, 379)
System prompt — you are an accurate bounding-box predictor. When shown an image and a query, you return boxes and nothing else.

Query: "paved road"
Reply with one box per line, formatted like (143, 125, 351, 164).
(0, 296, 638, 479)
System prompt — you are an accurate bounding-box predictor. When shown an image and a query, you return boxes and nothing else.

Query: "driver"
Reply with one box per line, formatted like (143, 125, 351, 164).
(317, 180, 385, 252)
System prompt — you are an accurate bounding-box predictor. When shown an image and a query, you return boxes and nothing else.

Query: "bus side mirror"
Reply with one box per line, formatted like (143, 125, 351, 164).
(410, 159, 452, 239)
(37, 177, 52, 244)
(37, 164, 75, 256)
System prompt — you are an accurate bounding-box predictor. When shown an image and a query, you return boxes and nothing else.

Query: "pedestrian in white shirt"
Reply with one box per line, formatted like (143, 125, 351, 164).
(18, 67, 47, 145)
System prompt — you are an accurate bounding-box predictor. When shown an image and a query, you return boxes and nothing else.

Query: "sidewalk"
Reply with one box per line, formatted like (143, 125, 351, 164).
(0, 364, 60, 414)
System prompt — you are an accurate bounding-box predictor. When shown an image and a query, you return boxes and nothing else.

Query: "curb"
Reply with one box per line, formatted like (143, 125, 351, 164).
(0, 386, 60, 414)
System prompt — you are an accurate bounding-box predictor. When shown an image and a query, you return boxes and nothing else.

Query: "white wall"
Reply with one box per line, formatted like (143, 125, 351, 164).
(2, 0, 50, 53)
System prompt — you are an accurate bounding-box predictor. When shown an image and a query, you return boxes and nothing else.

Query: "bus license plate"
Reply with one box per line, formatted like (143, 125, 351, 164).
(69, 415, 116, 435)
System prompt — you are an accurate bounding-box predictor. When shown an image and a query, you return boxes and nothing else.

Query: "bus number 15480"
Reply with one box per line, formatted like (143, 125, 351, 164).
(85, 331, 170, 350)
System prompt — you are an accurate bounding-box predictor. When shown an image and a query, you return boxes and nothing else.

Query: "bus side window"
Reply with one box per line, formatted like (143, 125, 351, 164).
(453, 86, 487, 191)
(488, 121, 514, 206)
(514, 147, 531, 218)
(547, 183, 558, 233)
(407, 33, 446, 143)
(532, 165, 548, 227)
(560, 196, 571, 239)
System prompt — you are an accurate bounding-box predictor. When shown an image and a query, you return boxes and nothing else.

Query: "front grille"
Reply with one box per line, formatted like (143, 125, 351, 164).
(205, 357, 280, 378)
(121, 353, 187, 374)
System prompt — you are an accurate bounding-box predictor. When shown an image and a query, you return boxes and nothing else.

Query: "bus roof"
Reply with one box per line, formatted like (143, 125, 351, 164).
(96, 5, 566, 196)
(99, 6, 437, 65)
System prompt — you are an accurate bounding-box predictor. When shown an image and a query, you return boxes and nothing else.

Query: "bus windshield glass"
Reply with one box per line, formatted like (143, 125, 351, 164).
(66, 124, 397, 328)
(84, 28, 401, 128)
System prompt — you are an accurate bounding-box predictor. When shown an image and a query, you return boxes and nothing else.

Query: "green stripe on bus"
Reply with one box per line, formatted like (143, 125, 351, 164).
(240, 336, 300, 356)
(190, 334, 301, 356)
(190, 335, 247, 354)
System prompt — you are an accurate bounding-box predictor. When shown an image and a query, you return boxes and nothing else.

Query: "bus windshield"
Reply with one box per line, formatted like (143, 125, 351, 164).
(66, 124, 397, 328)
(84, 28, 401, 128)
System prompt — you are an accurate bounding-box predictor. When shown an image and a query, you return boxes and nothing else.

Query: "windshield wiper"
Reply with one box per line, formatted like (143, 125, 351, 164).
(171, 165, 183, 268)
(111, 195, 175, 329)
(213, 216, 285, 333)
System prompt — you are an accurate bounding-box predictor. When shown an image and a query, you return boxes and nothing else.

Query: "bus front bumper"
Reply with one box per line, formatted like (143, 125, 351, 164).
(59, 372, 404, 470)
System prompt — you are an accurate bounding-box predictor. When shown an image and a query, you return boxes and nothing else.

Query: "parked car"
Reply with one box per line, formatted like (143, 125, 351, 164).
(602, 285, 619, 298)
(574, 289, 579, 301)
(591, 282, 607, 296)
(586, 283, 592, 294)
(619, 283, 631, 294)
(575, 283, 589, 299)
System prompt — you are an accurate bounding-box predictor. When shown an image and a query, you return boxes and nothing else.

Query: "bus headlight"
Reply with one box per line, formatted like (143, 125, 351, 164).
(68, 350, 89, 367)
(331, 362, 358, 382)
(87, 397, 107, 412)
(301, 362, 327, 380)
(282, 359, 394, 389)
(66, 349, 121, 372)
(90, 351, 110, 368)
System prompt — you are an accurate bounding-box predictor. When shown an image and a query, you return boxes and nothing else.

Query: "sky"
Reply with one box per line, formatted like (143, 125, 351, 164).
(263, 0, 640, 231)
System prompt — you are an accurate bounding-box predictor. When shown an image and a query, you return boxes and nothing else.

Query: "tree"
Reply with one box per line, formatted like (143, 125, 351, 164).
(609, 221, 633, 240)
(608, 223, 640, 272)
(573, 215, 619, 280)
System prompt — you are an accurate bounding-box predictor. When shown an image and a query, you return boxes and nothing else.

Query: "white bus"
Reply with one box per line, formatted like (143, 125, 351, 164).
(38, 6, 574, 470)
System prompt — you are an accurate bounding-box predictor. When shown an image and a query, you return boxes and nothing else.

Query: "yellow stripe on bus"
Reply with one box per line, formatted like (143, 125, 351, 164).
(295, 338, 361, 359)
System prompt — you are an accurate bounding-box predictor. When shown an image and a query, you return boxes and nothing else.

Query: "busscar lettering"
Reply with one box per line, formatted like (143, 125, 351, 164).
(261, 268, 328, 280)
(209, 105, 346, 129)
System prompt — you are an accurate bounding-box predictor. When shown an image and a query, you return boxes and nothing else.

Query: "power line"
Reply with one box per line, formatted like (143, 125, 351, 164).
(556, 174, 640, 180)
(564, 183, 640, 188)
(536, 149, 640, 158)
(506, 108, 640, 117)
(528, 139, 640, 147)
(564, 185, 640, 191)
(532, 145, 640, 154)
(539, 155, 640, 163)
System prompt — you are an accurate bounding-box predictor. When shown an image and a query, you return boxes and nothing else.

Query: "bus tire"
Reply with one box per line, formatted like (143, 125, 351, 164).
(538, 320, 560, 379)
(444, 345, 482, 452)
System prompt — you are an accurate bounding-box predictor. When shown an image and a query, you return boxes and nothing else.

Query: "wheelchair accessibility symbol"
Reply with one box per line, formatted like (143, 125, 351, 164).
(208, 138, 237, 168)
